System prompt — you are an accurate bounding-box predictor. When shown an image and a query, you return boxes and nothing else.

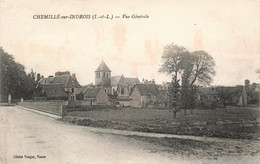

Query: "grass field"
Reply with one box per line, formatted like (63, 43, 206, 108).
(63, 106, 260, 139)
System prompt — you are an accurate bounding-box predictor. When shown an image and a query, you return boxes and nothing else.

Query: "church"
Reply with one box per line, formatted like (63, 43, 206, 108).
(94, 61, 140, 106)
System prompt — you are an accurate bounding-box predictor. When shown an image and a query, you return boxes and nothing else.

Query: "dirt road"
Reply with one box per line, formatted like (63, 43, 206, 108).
(0, 106, 186, 164)
(0, 106, 259, 164)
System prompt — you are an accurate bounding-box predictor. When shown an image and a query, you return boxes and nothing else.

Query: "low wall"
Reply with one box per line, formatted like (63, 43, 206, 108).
(18, 100, 68, 115)
(63, 104, 115, 112)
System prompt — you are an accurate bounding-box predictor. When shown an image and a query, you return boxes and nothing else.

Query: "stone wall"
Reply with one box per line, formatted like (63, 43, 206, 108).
(18, 100, 68, 115)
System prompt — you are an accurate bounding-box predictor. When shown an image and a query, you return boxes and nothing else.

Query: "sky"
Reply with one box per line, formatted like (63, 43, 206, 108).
(1, 0, 260, 86)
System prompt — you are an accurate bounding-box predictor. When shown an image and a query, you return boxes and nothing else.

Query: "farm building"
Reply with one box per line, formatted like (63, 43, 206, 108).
(129, 83, 167, 108)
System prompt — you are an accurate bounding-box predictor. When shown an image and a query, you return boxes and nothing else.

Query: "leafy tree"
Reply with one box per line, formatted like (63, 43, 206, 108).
(179, 52, 194, 114)
(0, 47, 36, 101)
(215, 87, 233, 112)
(168, 75, 181, 118)
(187, 51, 216, 113)
(159, 43, 216, 113)
(159, 43, 189, 81)
(36, 73, 42, 82)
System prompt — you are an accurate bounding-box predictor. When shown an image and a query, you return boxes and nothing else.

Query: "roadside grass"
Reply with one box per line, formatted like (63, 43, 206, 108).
(63, 106, 260, 139)
(125, 135, 260, 161)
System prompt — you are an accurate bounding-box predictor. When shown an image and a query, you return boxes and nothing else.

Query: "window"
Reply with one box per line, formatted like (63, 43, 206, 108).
(113, 88, 117, 95)
(121, 88, 124, 95)
(97, 72, 100, 78)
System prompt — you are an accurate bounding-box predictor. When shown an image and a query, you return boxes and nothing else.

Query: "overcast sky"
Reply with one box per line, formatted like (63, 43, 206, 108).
(1, 0, 259, 86)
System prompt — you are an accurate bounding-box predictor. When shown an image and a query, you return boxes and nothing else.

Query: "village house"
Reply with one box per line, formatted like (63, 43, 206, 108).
(197, 86, 248, 108)
(36, 71, 81, 101)
(78, 87, 111, 106)
(245, 82, 260, 105)
(129, 83, 167, 108)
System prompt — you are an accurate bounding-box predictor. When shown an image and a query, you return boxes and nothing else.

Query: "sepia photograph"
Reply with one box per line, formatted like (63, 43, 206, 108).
(0, 0, 260, 163)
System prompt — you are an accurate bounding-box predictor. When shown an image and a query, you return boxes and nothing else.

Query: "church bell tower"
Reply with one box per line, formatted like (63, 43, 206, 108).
(95, 61, 111, 86)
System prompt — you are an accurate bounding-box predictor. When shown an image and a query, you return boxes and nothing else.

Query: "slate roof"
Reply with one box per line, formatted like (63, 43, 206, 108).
(83, 88, 101, 99)
(198, 86, 245, 104)
(133, 84, 166, 102)
(124, 77, 140, 86)
(111, 75, 140, 86)
(111, 75, 123, 86)
(39, 75, 81, 88)
(39, 77, 55, 84)
(41, 84, 68, 98)
(198, 87, 218, 95)
(95, 61, 111, 72)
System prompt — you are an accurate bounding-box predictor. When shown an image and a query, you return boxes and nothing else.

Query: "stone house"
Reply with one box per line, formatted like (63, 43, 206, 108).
(80, 87, 111, 106)
(34, 84, 68, 100)
(245, 83, 260, 104)
(38, 71, 81, 101)
(129, 83, 167, 108)
(197, 86, 248, 108)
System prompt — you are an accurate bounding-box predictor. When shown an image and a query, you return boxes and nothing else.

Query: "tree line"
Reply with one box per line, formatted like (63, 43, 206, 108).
(159, 43, 216, 117)
(0, 47, 43, 102)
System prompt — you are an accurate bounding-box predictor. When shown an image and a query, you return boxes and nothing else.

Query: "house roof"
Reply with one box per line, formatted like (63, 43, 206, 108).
(198, 86, 245, 104)
(132, 84, 166, 102)
(95, 61, 111, 72)
(124, 77, 140, 86)
(111, 75, 140, 86)
(83, 88, 101, 98)
(111, 75, 123, 86)
(198, 87, 218, 95)
(39, 77, 55, 84)
(39, 75, 81, 88)
(41, 84, 68, 98)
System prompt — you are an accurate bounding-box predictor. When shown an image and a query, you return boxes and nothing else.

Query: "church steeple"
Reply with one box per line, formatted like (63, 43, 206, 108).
(95, 61, 111, 72)
(95, 61, 111, 85)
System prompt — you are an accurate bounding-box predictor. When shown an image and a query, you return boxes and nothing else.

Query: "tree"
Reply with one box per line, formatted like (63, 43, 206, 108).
(159, 44, 189, 116)
(215, 87, 233, 112)
(159, 43, 190, 83)
(187, 51, 216, 113)
(179, 52, 194, 114)
(168, 75, 181, 118)
(36, 73, 42, 82)
(189, 51, 216, 86)
(159, 43, 216, 113)
(0, 47, 36, 101)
